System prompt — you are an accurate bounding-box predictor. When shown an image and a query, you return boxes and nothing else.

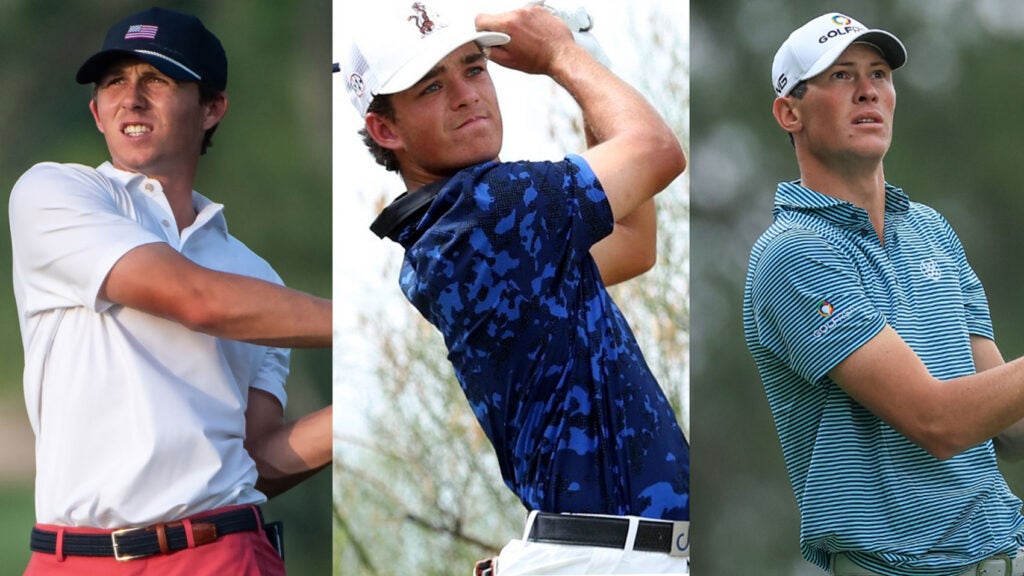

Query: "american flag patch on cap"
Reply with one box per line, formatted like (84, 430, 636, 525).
(124, 24, 158, 40)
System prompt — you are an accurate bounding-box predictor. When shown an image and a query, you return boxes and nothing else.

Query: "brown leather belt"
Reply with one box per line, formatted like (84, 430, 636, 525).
(30, 506, 263, 561)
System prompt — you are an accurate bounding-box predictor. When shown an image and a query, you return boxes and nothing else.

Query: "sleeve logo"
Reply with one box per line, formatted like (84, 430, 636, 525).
(817, 300, 835, 318)
(813, 302, 859, 339)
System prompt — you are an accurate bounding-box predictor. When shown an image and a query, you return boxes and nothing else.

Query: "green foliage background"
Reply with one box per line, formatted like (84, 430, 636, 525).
(693, 0, 1024, 573)
(0, 1, 332, 573)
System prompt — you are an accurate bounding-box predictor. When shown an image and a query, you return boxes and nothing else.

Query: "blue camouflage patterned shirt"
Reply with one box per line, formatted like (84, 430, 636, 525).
(386, 154, 689, 520)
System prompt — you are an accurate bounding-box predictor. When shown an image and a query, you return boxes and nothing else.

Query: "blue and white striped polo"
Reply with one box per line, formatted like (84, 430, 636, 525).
(743, 181, 1024, 574)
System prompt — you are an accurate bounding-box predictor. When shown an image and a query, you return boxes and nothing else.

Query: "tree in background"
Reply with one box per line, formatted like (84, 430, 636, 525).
(334, 304, 525, 575)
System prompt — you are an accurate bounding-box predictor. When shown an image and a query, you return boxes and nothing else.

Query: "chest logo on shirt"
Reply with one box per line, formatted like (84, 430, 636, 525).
(920, 259, 942, 281)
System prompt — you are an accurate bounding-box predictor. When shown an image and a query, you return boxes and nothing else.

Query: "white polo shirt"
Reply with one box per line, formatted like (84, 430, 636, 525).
(9, 161, 289, 528)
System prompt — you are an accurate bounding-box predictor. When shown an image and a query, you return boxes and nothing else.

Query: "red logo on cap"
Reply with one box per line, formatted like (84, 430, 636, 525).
(409, 2, 436, 35)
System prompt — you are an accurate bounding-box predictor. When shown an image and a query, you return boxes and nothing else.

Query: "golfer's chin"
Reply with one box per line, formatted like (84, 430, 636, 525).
(450, 124, 502, 164)
(445, 147, 501, 173)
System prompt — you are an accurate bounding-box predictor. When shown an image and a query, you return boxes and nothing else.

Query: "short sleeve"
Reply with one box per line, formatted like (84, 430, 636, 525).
(748, 227, 887, 385)
(564, 154, 614, 251)
(944, 220, 993, 340)
(249, 346, 289, 408)
(9, 163, 164, 314)
(195, 236, 291, 408)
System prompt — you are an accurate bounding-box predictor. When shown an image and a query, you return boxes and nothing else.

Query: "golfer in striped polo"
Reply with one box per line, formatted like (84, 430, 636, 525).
(744, 12, 1024, 576)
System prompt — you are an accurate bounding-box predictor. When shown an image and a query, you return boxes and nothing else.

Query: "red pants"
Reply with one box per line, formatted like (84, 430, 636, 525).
(23, 506, 285, 576)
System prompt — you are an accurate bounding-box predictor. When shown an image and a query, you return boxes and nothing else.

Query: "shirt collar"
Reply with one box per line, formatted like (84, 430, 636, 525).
(95, 162, 228, 239)
(773, 180, 909, 230)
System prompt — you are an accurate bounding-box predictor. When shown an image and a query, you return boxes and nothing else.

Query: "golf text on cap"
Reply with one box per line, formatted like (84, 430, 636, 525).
(772, 10, 866, 97)
(771, 12, 907, 97)
(819, 15, 863, 45)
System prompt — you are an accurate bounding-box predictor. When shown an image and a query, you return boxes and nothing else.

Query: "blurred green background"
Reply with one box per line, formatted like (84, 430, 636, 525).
(692, 0, 1024, 574)
(0, 1, 332, 573)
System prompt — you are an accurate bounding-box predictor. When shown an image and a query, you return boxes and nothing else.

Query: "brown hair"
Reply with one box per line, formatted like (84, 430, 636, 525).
(360, 93, 399, 173)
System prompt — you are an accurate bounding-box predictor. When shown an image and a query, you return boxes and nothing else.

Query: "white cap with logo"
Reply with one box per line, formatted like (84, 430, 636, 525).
(771, 12, 907, 97)
(340, 2, 510, 117)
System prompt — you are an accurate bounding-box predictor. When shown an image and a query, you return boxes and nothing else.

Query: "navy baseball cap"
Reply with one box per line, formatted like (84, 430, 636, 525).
(76, 7, 227, 91)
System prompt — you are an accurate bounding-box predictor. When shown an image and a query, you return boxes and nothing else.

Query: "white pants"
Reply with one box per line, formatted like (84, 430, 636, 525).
(493, 512, 689, 575)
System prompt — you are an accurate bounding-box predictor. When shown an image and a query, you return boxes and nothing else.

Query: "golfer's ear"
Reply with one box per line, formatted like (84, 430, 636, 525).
(773, 96, 802, 135)
(364, 113, 402, 151)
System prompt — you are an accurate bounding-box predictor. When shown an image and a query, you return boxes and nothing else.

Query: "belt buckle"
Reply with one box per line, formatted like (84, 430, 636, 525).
(670, 521, 690, 557)
(976, 554, 1012, 576)
(111, 526, 147, 561)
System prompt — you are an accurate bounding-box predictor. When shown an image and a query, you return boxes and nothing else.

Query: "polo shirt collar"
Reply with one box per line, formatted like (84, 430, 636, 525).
(773, 180, 909, 231)
(188, 192, 228, 240)
(96, 162, 228, 239)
